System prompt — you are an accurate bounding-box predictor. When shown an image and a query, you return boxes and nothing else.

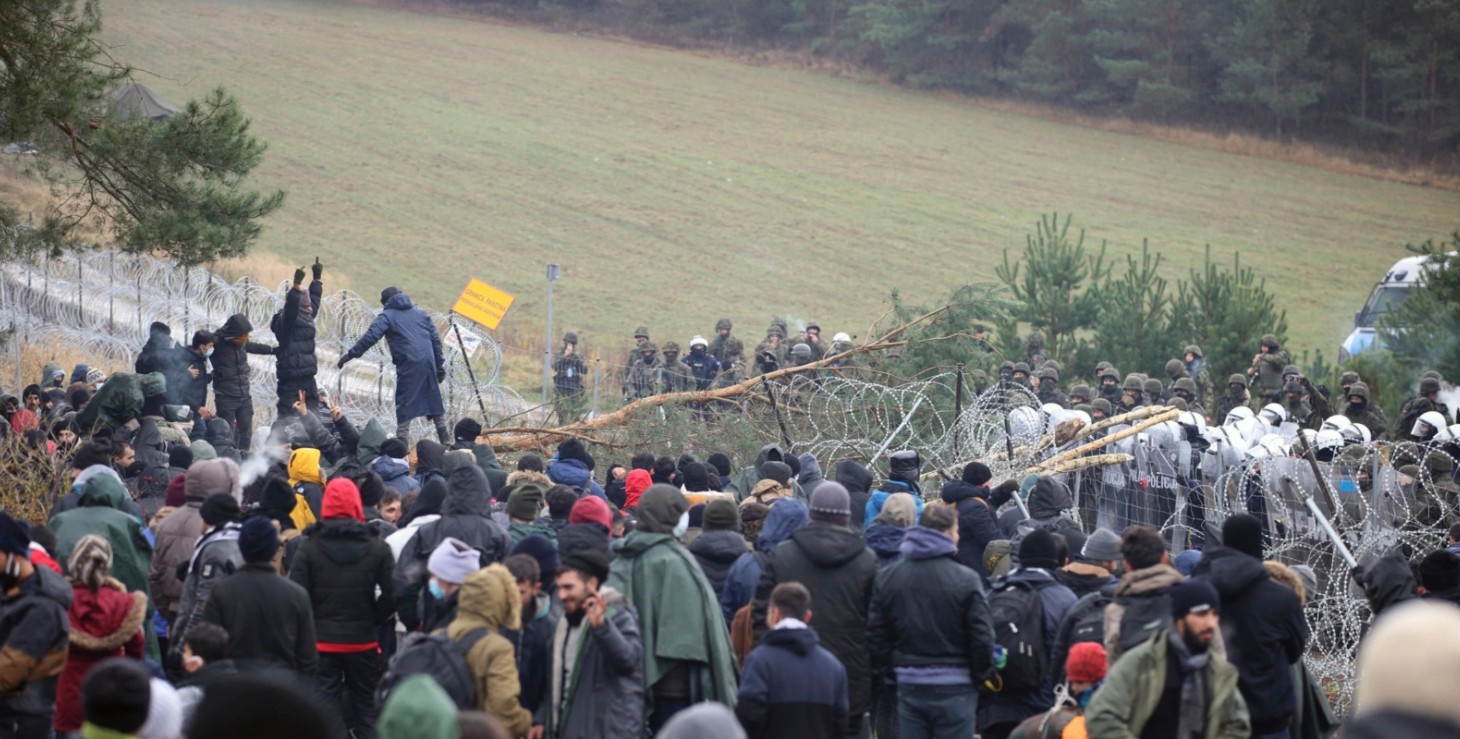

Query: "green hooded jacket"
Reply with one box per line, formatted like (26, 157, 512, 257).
(1085, 630, 1250, 739)
(607, 531, 738, 707)
(377, 675, 461, 739)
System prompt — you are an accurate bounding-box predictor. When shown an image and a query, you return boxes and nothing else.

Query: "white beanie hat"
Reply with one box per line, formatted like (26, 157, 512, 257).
(1355, 600, 1460, 728)
(427, 537, 481, 585)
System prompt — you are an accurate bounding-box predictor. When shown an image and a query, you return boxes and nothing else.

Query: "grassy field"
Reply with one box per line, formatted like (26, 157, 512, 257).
(92, 0, 1460, 370)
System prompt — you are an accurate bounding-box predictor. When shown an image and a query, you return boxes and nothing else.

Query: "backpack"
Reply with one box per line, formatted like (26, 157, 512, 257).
(1068, 591, 1112, 647)
(985, 580, 1047, 694)
(1116, 592, 1171, 654)
(984, 539, 1015, 578)
(377, 628, 491, 710)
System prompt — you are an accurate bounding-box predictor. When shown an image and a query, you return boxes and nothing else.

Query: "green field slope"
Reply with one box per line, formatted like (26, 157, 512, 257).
(101, 0, 1460, 363)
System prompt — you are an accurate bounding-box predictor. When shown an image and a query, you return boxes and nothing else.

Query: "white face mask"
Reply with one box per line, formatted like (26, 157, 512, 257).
(673, 511, 690, 538)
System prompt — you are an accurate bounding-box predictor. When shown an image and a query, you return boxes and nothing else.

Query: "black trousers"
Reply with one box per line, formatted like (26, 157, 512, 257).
(215, 396, 255, 452)
(317, 650, 381, 739)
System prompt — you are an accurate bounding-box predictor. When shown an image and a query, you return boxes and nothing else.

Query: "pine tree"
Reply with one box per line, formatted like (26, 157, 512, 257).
(0, 0, 284, 263)
(1377, 232, 1460, 379)
(1168, 247, 1290, 381)
(995, 213, 1111, 366)
(1091, 242, 1180, 375)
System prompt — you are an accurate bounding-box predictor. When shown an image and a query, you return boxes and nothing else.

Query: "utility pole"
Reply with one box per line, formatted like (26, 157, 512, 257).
(543, 263, 561, 413)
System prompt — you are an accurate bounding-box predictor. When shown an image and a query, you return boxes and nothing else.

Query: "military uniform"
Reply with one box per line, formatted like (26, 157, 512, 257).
(552, 332, 589, 422)
(1184, 344, 1216, 411)
(657, 342, 694, 394)
(708, 319, 744, 366)
(751, 327, 789, 374)
(1214, 375, 1251, 423)
(624, 341, 661, 400)
(1249, 334, 1288, 408)
(1171, 377, 1206, 420)
(622, 326, 651, 393)
(1341, 381, 1388, 438)
(1036, 367, 1068, 408)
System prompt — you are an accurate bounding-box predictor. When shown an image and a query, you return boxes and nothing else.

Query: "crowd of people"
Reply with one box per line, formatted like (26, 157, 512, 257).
(5, 286, 1460, 739)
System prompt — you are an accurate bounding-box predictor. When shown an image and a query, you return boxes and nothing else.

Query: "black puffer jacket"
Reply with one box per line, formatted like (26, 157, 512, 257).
(755, 522, 878, 719)
(1194, 546, 1309, 734)
(940, 480, 1002, 581)
(868, 527, 995, 679)
(833, 460, 874, 530)
(201, 563, 318, 677)
(271, 280, 322, 384)
(393, 463, 510, 631)
(289, 519, 395, 645)
(212, 314, 274, 402)
(689, 529, 746, 600)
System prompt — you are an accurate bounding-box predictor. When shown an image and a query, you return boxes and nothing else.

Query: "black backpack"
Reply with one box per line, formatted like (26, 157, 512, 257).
(1116, 592, 1171, 654)
(377, 628, 491, 710)
(1068, 591, 1112, 647)
(985, 580, 1047, 693)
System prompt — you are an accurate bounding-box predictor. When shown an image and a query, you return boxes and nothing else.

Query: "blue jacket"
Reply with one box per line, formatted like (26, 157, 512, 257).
(547, 458, 604, 498)
(737, 626, 849, 739)
(346, 293, 445, 420)
(864, 524, 906, 569)
(372, 455, 421, 495)
(864, 480, 924, 531)
(719, 500, 809, 624)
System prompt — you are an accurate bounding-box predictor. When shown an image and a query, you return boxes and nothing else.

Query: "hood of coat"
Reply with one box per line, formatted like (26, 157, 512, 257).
(763, 625, 821, 657)
(455, 563, 520, 632)
(376, 675, 458, 739)
(1115, 563, 1184, 598)
(832, 459, 873, 495)
(635, 484, 688, 535)
(288, 448, 323, 487)
(864, 524, 906, 558)
(899, 525, 956, 560)
(372, 455, 412, 483)
(356, 418, 390, 462)
(1194, 546, 1270, 601)
(415, 440, 446, 477)
(79, 473, 128, 510)
(399, 477, 448, 527)
(656, 704, 744, 739)
(321, 478, 364, 522)
(753, 445, 784, 470)
(788, 522, 869, 568)
(442, 463, 493, 516)
(68, 579, 147, 652)
(757, 499, 810, 554)
(689, 529, 747, 565)
(217, 314, 253, 341)
(547, 458, 592, 488)
(797, 454, 824, 487)
(384, 292, 414, 312)
(1028, 477, 1072, 519)
(940, 479, 987, 504)
(309, 518, 375, 565)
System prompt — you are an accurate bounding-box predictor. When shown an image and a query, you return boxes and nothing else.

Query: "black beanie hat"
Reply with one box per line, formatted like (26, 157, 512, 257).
(380, 286, 401, 305)
(961, 462, 993, 486)
(200, 493, 241, 527)
(83, 657, 152, 733)
(238, 516, 281, 564)
(169, 444, 194, 470)
(682, 463, 711, 492)
(1019, 528, 1061, 569)
(454, 418, 483, 442)
(1418, 550, 1460, 593)
(355, 471, 386, 508)
(380, 437, 408, 459)
(1222, 513, 1265, 560)
(186, 671, 339, 739)
(0, 512, 31, 556)
(547, 487, 578, 519)
(561, 550, 611, 585)
(707, 453, 732, 479)
(760, 461, 793, 486)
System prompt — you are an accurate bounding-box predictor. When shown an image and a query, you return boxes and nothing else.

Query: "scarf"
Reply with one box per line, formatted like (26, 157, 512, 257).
(1168, 631, 1211, 739)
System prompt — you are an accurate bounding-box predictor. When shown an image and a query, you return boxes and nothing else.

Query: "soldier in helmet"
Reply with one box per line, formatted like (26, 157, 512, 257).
(752, 325, 789, 371)
(800, 321, 826, 359)
(1036, 367, 1068, 408)
(1397, 373, 1454, 440)
(1012, 362, 1032, 387)
(1338, 371, 1361, 398)
(1164, 358, 1189, 387)
(552, 332, 589, 422)
(1170, 377, 1206, 420)
(1068, 384, 1092, 407)
(684, 336, 721, 391)
(624, 340, 661, 401)
(1283, 379, 1325, 431)
(658, 341, 694, 394)
(1090, 398, 1113, 422)
(715, 345, 746, 390)
(1183, 344, 1216, 409)
(1143, 378, 1167, 406)
(1215, 374, 1250, 424)
(1248, 333, 1289, 405)
(1097, 367, 1123, 405)
(709, 319, 744, 366)
(1119, 374, 1145, 411)
(1342, 380, 1388, 438)
(622, 325, 651, 393)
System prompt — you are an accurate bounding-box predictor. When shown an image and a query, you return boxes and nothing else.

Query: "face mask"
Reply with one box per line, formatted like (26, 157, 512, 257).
(428, 579, 446, 600)
(673, 511, 690, 538)
(203, 348, 214, 358)
(642, 355, 654, 365)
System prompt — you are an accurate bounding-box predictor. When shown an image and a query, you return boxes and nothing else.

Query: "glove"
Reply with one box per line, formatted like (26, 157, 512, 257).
(989, 479, 1019, 508)
(337, 352, 353, 369)
(437, 367, 446, 383)
(293, 268, 305, 286)
(311, 259, 323, 281)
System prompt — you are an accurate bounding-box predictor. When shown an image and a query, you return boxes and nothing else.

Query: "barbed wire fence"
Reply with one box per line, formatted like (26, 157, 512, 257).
(4, 248, 1445, 716)
(0, 249, 527, 433)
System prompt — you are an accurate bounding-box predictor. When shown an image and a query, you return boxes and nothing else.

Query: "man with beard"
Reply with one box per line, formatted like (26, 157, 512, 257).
(1086, 579, 1251, 738)
(547, 551, 644, 739)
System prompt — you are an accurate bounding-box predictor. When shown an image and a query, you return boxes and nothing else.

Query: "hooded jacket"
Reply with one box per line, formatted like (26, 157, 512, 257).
(868, 527, 995, 683)
(272, 278, 322, 384)
(940, 479, 1003, 581)
(797, 454, 828, 500)
(547, 458, 605, 499)
(720, 500, 809, 624)
(833, 460, 873, 530)
(608, 491, 739, 708)
(376, 675, 459, 739)
(0, 564, 71, 719)
(49, 475, 154, 629)
(864, 522, 906, 569)
(1103, 563, 1184, 662)
(212, 313, 274, 402)
(737, 624, 849, 739)
(754, 522, 877, 719)
(1193, 546, 1308, 733)
(373, 455, 422, 495)
(1084, 629, 1250, 739)
(447, 565, 532, 736)
(1342, 382, 1389, 438)
(149, 458, 241, 617)
(54, 577, 147, 731)
(689, 529, 748, 599)
(394, 463, 510, 631)
(206, 417, 241, 462)
(729, 445, 785, 502)
(170, 522, 243, 663)
(548, 587, 645, 739)
(287, 448, 325, 528)
(290, 480, 395, 648)
(345, 292, 446, 420)
(864, 480, 923, 532)
(624, 469, 653, 510)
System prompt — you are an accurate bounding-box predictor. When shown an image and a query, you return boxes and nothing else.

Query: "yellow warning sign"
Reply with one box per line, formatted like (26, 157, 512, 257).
(452, 278, 515, 330)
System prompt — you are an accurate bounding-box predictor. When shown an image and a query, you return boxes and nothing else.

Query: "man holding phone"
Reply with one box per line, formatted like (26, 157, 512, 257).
(547, 551, 643, 739)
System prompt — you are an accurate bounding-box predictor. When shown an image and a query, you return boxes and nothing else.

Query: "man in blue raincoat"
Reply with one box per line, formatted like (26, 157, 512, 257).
(339, 287, 449, 443)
